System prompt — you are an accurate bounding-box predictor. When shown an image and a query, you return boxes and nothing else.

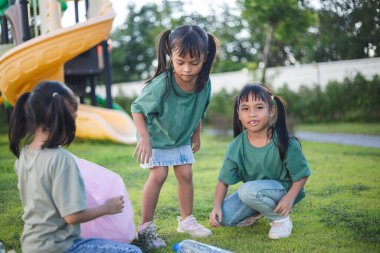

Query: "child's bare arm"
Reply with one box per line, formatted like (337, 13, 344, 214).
(209, 181, 228, 227)
(64, 196, 124, 224)
(274, 176, 309, 216)
(191, 121, 202, 153)
(132, 113, 151, 164)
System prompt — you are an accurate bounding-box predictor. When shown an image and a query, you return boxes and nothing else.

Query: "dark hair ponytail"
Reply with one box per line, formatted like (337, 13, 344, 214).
(233, 96, 243, 138)
(43, 93, 76, 150)
(8, 81, 78, 158)
(9, 92, 31, 157)
(150, 29, 171, 82)
(272, 95, 289, 161)
(195, 33, 218, 92)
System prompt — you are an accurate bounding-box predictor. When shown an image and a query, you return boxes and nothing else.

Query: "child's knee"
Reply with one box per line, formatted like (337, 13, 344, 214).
(175, 168, 193, 184)
(238, 181, 260, 205)
(150, 168, 168, 185)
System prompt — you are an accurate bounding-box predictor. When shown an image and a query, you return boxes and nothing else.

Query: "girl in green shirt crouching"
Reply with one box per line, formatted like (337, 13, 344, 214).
(209, 83, 311, 239)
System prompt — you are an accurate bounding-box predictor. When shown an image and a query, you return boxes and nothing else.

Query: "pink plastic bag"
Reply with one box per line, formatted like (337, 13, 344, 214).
(74, 156, 135, 243)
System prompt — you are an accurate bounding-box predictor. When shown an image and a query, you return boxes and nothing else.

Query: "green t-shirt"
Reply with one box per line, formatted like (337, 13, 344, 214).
(131, 70, 211, 148)
(218, 131, 311, 202)
(15, 147, 86, 253)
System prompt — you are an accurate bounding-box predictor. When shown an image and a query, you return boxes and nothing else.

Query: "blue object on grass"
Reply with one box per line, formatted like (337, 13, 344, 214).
(173, 239, 233, 253)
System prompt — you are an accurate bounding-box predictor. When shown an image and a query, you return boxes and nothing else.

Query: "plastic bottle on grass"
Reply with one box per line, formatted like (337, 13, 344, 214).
(173, 239, 233, 253)
(0, 242, 5, 253)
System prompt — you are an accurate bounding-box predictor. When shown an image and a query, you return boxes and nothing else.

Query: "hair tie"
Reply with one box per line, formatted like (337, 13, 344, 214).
(168, 29, 173, 40)
(52, 92, 58, 97)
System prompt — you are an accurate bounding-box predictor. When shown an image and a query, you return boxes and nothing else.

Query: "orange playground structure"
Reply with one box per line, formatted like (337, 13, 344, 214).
(0, 0, 136, 144)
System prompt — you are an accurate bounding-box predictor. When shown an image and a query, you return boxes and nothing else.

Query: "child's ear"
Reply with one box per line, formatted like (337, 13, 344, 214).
(269, 105, 277, 126)
(270, 106, 275, 117)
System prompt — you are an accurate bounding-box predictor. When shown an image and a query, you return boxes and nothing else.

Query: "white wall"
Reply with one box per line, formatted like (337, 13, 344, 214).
(97, 57, 380, 97)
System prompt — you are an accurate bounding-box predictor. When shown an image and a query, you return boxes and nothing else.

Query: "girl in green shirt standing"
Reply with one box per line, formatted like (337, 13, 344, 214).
(209, 83, 311, 239)
(131, 25, 218, 249)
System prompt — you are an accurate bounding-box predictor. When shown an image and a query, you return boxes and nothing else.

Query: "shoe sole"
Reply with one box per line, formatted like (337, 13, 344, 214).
(177, 227, 212, 238)
(268, 233, 291, 239)
(236, 214, 263, 227)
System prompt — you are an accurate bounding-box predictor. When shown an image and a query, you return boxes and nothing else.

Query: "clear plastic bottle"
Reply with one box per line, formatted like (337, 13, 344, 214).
(173, 239, 233, 253)
(0, 241, 5, 253)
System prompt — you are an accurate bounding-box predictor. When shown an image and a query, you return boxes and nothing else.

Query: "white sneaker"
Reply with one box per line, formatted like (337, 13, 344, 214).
(268, 216, 293, 239)
(177, 215, 212, 237)
(236, 213, 263, 227)
(137, 221, 166, 249)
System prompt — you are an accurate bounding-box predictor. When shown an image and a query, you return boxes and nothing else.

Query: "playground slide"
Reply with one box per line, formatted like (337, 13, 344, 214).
(0, 1, 137, 144)
(77, 104, 137, 144)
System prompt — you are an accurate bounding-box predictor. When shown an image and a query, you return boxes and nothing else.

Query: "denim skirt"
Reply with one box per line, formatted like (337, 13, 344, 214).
(140, 145, 195, 169)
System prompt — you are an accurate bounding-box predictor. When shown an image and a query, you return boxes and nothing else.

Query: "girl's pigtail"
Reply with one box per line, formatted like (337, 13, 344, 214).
(9, 92, 31, 158)
(233, 96, 243, 138)
(273, 95, 289, 161)
(195, 33, 218, 92)
(149, 30, 171, 82)
(43, 94, 76, 149)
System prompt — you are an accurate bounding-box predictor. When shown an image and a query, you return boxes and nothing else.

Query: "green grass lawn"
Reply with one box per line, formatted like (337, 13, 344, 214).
(1, 128, 380, 252)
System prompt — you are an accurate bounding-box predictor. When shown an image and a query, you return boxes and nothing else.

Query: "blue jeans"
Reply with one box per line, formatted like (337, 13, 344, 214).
(221, 180, 289, 226)
(66, 238, 142, 253)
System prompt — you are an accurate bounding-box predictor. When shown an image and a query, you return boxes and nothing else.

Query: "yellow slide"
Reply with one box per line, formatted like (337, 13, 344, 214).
(77, 104, 137, 144)
(0, 0, 136, 144)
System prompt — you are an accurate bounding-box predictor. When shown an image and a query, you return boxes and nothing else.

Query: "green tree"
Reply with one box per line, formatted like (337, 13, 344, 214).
(239, 0, 317, 82)
(110, 1, 256, 82)
(211, 4, 259, 72)
(313, 0, 380, 61)
(111, 3, 167, 82)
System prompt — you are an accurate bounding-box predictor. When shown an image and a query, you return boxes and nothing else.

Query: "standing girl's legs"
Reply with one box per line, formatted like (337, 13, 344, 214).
(141, 166, 168, 223)
(173, 164, 193, 219)
(174, 164, 212, 237)
(138, 166, 168, 249)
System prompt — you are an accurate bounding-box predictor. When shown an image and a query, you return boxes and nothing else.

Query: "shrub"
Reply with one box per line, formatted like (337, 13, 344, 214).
(204, 88, 237, 134)
(277, 73, 380, 123)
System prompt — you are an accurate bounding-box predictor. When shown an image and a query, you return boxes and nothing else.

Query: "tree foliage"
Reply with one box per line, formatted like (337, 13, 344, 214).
(111, 3, 166, 82)
(203, 74, 380, 132)
(110, 0, 379, 83)
(239, 0, 317, 82)
(313, 0, 380, 61)
(110, 1, 253, 82)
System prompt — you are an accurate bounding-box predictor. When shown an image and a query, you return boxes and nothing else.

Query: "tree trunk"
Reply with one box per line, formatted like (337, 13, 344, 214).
(261, 25, 274, 83)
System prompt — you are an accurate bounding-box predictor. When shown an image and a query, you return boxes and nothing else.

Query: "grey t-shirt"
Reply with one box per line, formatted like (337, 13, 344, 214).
(15, 147, 86, 253)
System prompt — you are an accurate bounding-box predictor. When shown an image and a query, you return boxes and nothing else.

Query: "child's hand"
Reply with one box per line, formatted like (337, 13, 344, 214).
(209, 208, 222, 227)
(133, 137, 152, 164)
(104, 196, 124, 214)
(274, 194, 295, 217)
(191, 132, 201, 153)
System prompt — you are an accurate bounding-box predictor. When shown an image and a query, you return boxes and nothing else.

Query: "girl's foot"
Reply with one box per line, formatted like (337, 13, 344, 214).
(137, 222, 166, 249)
(268, 216, 293, 239)
(236, 213, 263, 227)
(177, 215, 212, 237)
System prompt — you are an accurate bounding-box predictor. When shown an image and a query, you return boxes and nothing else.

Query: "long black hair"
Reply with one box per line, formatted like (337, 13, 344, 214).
(233, 83, 290, 161)
(9, 81, 78, 158)
(148, 24, 218, 93)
